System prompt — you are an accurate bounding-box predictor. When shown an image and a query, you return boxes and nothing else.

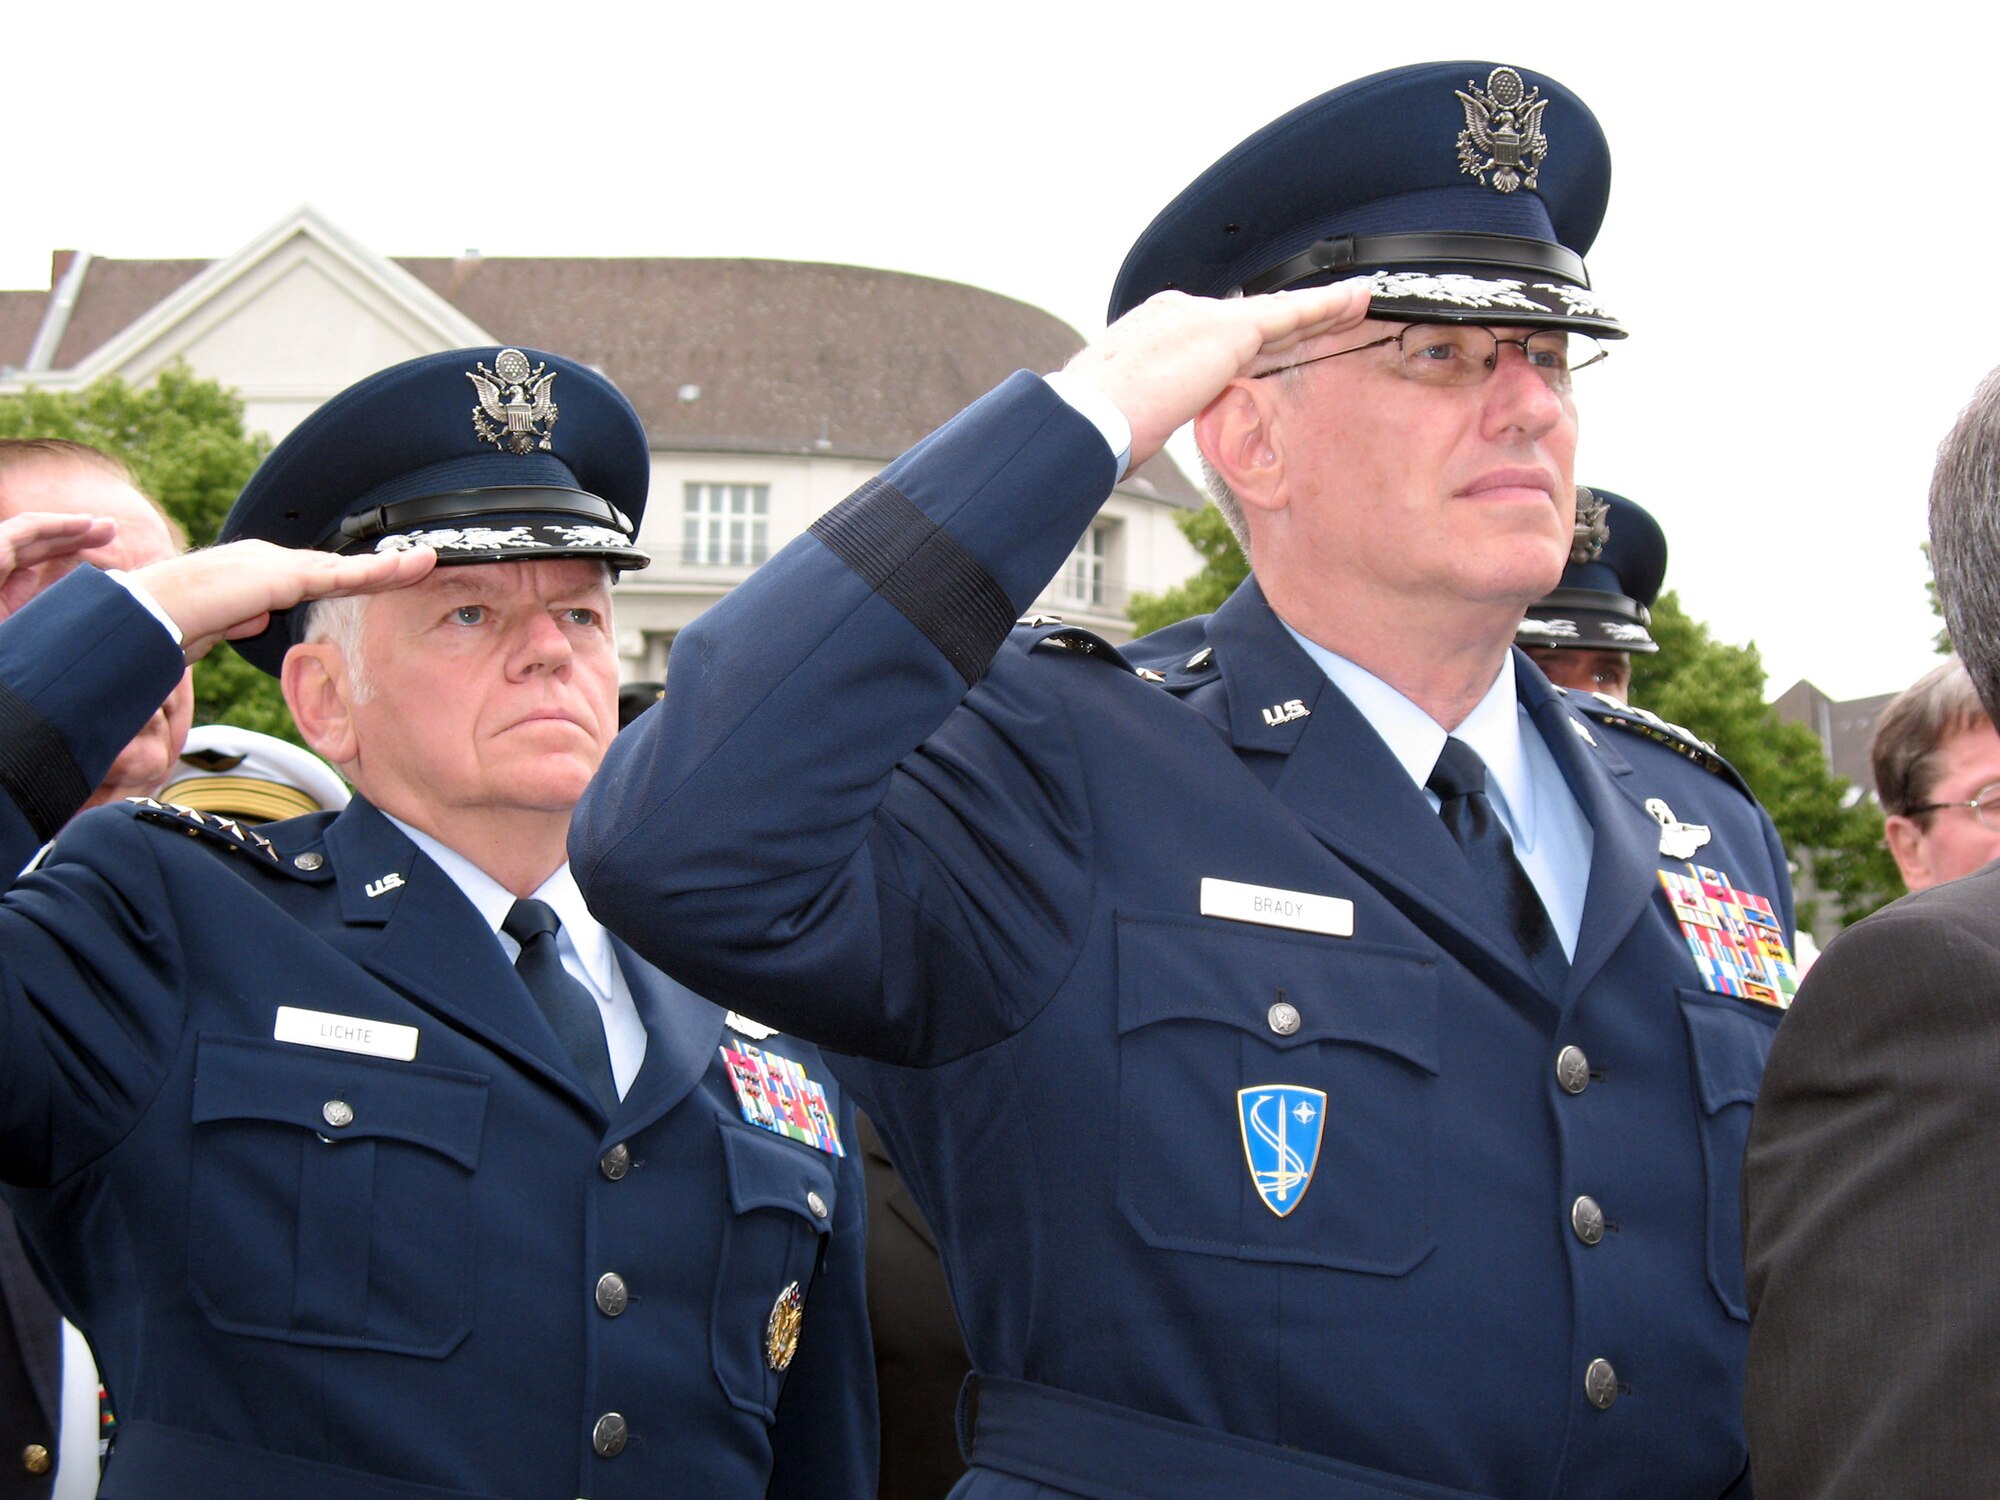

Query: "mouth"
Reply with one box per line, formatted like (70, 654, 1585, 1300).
(1455, 468, 1557, 504)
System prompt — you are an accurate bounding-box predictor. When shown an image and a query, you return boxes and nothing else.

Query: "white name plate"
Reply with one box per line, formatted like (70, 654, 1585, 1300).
(274, 1005, 419, 1062)
(1200, 877, 1354, 938)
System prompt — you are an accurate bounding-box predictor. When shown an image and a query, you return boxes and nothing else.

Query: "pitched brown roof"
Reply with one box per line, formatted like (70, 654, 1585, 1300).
(4, 249, 1198, 503)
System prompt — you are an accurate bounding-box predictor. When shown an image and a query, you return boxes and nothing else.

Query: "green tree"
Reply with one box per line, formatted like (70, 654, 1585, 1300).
(1922, 540, 1951, 654)
(0, 366, 291, 740)
(1128, 504, 1246, 636)
(1632, 591, 1903, 930)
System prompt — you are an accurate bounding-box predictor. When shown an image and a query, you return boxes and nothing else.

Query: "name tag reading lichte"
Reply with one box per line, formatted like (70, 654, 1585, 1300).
(1200, 878, 1354, 938)
(274, 1006, 420, 1062)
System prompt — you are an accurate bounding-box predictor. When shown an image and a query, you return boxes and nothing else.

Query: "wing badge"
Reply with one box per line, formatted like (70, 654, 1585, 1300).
(1238, 1085, 1327, 1218)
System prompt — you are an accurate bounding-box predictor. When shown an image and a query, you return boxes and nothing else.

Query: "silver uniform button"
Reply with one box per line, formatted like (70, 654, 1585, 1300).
(592, 1412, 628, 1457)
(806, 1190, 829, 1220)
(1584, 1358, 1619, 1410)
(1267, 1001, 1301, 1036)
(321, 1099, 354, 1129)
(293, 851, 325, 872)
(599, 1143, 631, 1181)
(595, 1272, 629, 1317)
(1571, 1195, 1605, 1246)
(1555, 1045, 1590, 1095)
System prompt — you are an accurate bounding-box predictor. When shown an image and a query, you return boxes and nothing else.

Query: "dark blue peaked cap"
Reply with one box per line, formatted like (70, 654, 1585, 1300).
(1108, 61, 1620, 336)
(220, 345, 651, 675)
(1518, 490, 1667, 654)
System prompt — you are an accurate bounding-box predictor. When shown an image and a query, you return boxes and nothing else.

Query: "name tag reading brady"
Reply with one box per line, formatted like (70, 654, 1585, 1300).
(274, 1005, 420, 1062)
(1200, 878, 1354, 938)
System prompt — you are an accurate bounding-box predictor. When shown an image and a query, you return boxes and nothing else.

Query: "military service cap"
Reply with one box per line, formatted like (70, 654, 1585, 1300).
(156, 724, 351, 822)
(1108, 61, 1620, 337)
(219, 345, 650, 674)
(1519, 489, 1667, 654)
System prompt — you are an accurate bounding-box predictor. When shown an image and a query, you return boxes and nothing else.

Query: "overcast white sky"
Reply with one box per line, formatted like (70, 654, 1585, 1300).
(10, 1, 1996, 700)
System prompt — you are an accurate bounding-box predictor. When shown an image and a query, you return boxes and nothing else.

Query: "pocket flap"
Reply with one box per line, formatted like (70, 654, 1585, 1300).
(192, 1033, 488, 1170)
(1116, 912, 1439, 1075)
(719, 1121, 837, 1229)
(1679, 994, 1776, 1115)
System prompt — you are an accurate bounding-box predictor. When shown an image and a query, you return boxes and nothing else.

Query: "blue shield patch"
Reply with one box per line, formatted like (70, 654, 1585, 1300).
(1237, 1085, 1327, 1217)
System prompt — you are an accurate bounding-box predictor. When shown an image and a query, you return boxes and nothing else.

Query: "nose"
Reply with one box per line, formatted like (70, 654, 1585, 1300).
(1481, 341, 1567, 439)
(511, 609, 574, 676)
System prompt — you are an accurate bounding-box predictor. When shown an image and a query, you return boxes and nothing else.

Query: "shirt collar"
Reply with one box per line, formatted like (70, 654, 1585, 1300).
(380, 813, 620, 995)
(1279, 624, 1539, 850)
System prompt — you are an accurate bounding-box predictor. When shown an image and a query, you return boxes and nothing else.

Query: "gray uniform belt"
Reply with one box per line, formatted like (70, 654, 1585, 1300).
(101, 1420, 502, 1500)
(961, 1376, 1503, 1500)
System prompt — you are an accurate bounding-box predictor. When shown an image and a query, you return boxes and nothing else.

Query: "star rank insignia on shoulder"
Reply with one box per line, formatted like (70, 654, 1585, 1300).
(123, 797, 284, 865)
(1573, 696, 1754, 800)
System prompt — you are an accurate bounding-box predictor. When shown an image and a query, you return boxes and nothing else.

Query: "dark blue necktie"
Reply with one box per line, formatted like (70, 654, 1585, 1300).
(502, 898, 619, 1112)
(1426, 737, 1567, 992)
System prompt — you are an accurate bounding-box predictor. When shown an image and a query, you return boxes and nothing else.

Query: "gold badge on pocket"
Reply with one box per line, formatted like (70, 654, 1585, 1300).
(765, 1281, 804, 1372)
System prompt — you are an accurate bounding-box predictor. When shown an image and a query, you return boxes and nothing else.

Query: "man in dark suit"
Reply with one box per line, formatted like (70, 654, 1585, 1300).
(0, 351, 875, 1500)
(1743, 366, 2000, 1495)
(577, 63, 1794, 1498)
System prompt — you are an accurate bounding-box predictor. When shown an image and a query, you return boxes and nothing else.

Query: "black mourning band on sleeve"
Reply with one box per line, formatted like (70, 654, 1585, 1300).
(0, 679, 93, 845)
(810, 478, 1017, 689)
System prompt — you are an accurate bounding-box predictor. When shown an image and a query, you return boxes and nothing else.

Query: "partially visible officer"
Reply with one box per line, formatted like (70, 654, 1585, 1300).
(1517, 487, 1668, 703)
(578, 63, 1792, 1499)
(156, 723, 352, 824)
(1868, 655, 2000, 891)
(0, 441, 193, 811)
(0, 349, 874, 1500)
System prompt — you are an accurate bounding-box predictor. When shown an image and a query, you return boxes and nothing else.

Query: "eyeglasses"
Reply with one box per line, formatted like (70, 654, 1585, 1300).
(1253, 323, 1608, 392)
(1909, 780, 2000, 831)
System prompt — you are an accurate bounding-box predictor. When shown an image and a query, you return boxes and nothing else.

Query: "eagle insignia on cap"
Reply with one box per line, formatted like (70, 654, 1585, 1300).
(468, 348, 559, 455)
(1456, 67, 1549, 194)
(1571, 487, 1609, 564)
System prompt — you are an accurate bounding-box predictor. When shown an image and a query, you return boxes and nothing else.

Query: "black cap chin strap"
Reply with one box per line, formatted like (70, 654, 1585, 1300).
(324, 486, 633, 552)
(1236, 231, 1588, 298)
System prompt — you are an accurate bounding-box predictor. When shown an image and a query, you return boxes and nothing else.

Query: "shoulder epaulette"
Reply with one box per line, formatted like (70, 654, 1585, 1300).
(1574, 696, 1755, 800)
(122, 796, 290, 868)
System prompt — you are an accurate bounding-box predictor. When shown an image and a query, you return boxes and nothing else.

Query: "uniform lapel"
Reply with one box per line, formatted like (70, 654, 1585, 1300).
(1206, 581, 1550, 1005)
(605, 938, 727, 1136)
(315, 801, 597, 1107)
(1519, 665, 1665, 999)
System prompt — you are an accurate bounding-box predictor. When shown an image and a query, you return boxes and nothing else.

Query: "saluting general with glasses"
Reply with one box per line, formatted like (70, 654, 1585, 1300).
(578, 62, 1793, 1499)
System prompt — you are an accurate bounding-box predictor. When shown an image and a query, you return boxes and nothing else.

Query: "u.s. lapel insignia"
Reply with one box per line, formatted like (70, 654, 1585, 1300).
(1657, 864, 1799, 1008)
(1645, 797, 1711, 859)
(364, 872, 406, 899)
(468, 348, 558, 454)
(719, 1043, 845, 1156)
(1238, 1085, 1327, 1217)
(1261, 698, 1310, 727)
(765, 1281, 804, 1371)
(1455, 66, 1549, 194)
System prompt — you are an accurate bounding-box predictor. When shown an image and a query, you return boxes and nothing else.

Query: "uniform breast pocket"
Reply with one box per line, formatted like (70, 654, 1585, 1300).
(712, 1122, 837, 1419)
(1114, 912, 1439, 1275)
(1679, 993, 1777, 1321)
(188, 1034, 488, 1358)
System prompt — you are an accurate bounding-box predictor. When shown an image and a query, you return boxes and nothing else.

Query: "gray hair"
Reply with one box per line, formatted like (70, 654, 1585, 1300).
(1196, 361, 1317, 562)
(301, 595, 374, 704)
(1871, 656, 1989, 816)
(1930, 368, 2000, 724)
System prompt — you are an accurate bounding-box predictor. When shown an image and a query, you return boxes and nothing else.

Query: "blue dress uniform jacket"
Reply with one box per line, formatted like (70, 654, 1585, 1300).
(0, 567, 875, 1500)
(574, 374, 1790, 1500)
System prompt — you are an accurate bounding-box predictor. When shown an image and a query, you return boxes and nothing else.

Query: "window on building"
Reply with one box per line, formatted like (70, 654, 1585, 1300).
(682, 483, 770, 566)
(1057, 521, 1113, 607)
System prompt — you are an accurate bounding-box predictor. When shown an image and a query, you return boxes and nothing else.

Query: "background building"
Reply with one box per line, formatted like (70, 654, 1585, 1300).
(0, 208, 1203, 677)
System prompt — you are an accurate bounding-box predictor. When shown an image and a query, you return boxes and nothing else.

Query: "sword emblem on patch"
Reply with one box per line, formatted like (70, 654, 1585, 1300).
(1237, 1085, 1327, 1217)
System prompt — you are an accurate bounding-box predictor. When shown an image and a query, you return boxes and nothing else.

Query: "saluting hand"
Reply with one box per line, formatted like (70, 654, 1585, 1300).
(1060, 282, 1372, 470)
(131, 541, 439, 662)
(0, 512, 119, 622)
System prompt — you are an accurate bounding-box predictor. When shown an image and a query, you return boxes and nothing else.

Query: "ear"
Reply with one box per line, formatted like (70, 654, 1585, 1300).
(283, 643, 360, 770)
(1882, 814, 1934, 893)
(1194, 379, 1289, 520)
